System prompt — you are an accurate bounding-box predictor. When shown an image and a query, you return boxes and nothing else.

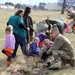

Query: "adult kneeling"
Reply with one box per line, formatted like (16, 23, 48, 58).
(42, 27, 74, 69)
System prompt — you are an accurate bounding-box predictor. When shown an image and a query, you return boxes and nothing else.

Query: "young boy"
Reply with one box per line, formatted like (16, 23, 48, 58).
(29, 37, 40, 56)
(2, 25, 15, 66)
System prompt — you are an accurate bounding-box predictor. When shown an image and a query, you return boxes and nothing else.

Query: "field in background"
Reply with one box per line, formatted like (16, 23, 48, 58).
(0, 9, 75, 75)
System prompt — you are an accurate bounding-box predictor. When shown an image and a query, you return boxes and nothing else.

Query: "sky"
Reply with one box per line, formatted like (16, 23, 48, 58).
(0, 0, 58, 5)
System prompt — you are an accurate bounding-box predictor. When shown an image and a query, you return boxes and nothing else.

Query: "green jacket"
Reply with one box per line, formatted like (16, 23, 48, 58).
(8, 15, 27, 38)
(47, 34, 74, 58)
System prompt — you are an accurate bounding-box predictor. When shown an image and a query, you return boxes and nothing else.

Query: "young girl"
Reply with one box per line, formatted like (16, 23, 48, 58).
(2, 25, 15, 66)
(40, 39, 54, 59)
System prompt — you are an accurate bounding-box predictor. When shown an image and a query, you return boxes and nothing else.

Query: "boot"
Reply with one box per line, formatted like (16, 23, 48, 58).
(7, 60, 12, 67)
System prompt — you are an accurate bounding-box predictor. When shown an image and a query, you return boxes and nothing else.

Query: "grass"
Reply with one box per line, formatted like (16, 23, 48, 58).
(0, 9, 75, 75)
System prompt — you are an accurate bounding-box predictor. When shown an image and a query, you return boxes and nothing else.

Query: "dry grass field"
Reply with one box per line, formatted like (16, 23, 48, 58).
(0, 9, 75, 75)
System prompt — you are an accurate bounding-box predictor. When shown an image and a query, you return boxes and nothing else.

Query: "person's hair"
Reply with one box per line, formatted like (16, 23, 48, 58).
(34, 37, 40, 41)
(5, 25, 13, 33)
(51, 27, 60, 34)
(45, 31, 50, 37)
(67, 10, 71, 13)
(15, 10, 23, 16)
(44, 39, 50, 44)
(23, 7, 31, 18)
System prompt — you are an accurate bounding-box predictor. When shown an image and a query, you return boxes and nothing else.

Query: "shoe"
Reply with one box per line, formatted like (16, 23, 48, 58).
(49, 60, 62, 69)
(43, 62, 51, 68)
(7, 60, 12, 67)
(9, 60, 12, 64)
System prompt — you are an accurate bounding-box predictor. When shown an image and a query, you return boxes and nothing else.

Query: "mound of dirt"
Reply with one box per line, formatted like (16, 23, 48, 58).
(0, 56, 44, 75)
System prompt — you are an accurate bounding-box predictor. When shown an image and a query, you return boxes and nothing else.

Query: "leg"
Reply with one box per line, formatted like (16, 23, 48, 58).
(12, 42, 19, 58)
(2, 49, 11, 57)
(2, 49, 12, 66)
(7, 54, 12, 66)
(50, 50, 71, 68)
(12, 33, 19, 58)
(30, 35, 33, 42)
(19, 37, 27, 55)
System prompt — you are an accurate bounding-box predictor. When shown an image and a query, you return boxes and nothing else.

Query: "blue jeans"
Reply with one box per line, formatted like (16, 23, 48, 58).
(12, 33, 27, 58)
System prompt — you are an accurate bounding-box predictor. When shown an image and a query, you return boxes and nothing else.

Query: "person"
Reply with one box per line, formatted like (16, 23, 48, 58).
(72, 24, 75, 34)
(65, 22, 70, 33)
(29, 37, 40, 56)
(40, 39, 53, 58)
(42, 27, 74, 69)
(60, 18, 70, 33)
(2, 25, 15, 66)
(23, 7, 35, 44)
(36, 32, 50, 48)
(67, 10, 75, 20)
(7, 10, 29, 58)
(36, 21, 48, 34)
(45, 19, 67, 35)
(41, 39, 53, 52)
(67, 10, 75, 33)
(36, 20, 51, 34)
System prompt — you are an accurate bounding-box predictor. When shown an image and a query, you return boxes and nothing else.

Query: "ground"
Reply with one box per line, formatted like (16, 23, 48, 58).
(0, 9, 75, 75)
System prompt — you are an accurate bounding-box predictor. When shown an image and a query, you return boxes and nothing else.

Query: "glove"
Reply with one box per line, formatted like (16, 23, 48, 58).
(41, 52, 48, 59)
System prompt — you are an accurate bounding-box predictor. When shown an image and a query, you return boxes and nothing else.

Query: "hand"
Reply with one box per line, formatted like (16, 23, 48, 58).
(41, 52, 48, 59)
(27, 27, 30, 31)
(34, 29, 36, 33)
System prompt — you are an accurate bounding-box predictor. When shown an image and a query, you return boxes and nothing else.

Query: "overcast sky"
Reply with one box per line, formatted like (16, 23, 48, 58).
(0, 0, 58, 5)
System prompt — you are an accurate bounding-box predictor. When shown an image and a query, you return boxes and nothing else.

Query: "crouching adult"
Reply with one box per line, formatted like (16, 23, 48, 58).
(45, 19, 67, 35)
(36, 21, 51, 34)
(41, 27, 74, 69)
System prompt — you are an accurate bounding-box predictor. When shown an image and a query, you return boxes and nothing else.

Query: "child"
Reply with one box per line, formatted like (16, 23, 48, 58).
(36, 32, 50, 48)
(29, 37, 40, 56)
(43, 39, 53, 50)
(65, 22, 70, 33)
(2, 25, 15, 66)
(41, 39, 54, 59)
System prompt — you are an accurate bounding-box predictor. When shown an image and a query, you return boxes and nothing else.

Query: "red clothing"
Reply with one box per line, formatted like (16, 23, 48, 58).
(39, 42, 44, 48)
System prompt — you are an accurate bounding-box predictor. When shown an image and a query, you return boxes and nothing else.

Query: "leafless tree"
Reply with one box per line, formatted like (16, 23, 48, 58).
(58, 0, 75, 14)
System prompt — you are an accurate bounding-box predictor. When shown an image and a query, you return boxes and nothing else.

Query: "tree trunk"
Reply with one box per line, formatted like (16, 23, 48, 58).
(61, 0, 66, 14)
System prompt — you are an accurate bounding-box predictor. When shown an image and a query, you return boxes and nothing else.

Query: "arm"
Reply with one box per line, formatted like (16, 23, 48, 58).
(30, 43, 39, 54)
(29, 25, 34, 31)
(47, 37, 64, 55)
(18, 17, 28, 30)
(4, 35, 10, 49)
(19, 23, 28, 30)
(7, 17, 10, 26)
(29, 17, 34, 31)
(45, 19, 57, 25)
(7, 22, 9, 26)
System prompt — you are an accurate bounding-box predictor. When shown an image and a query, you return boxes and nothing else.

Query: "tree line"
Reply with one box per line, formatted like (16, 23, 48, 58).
(4, 0, 75, 14)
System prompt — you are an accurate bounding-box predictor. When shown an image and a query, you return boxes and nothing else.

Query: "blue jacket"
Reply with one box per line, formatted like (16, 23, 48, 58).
(30, 42, 40, 55)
